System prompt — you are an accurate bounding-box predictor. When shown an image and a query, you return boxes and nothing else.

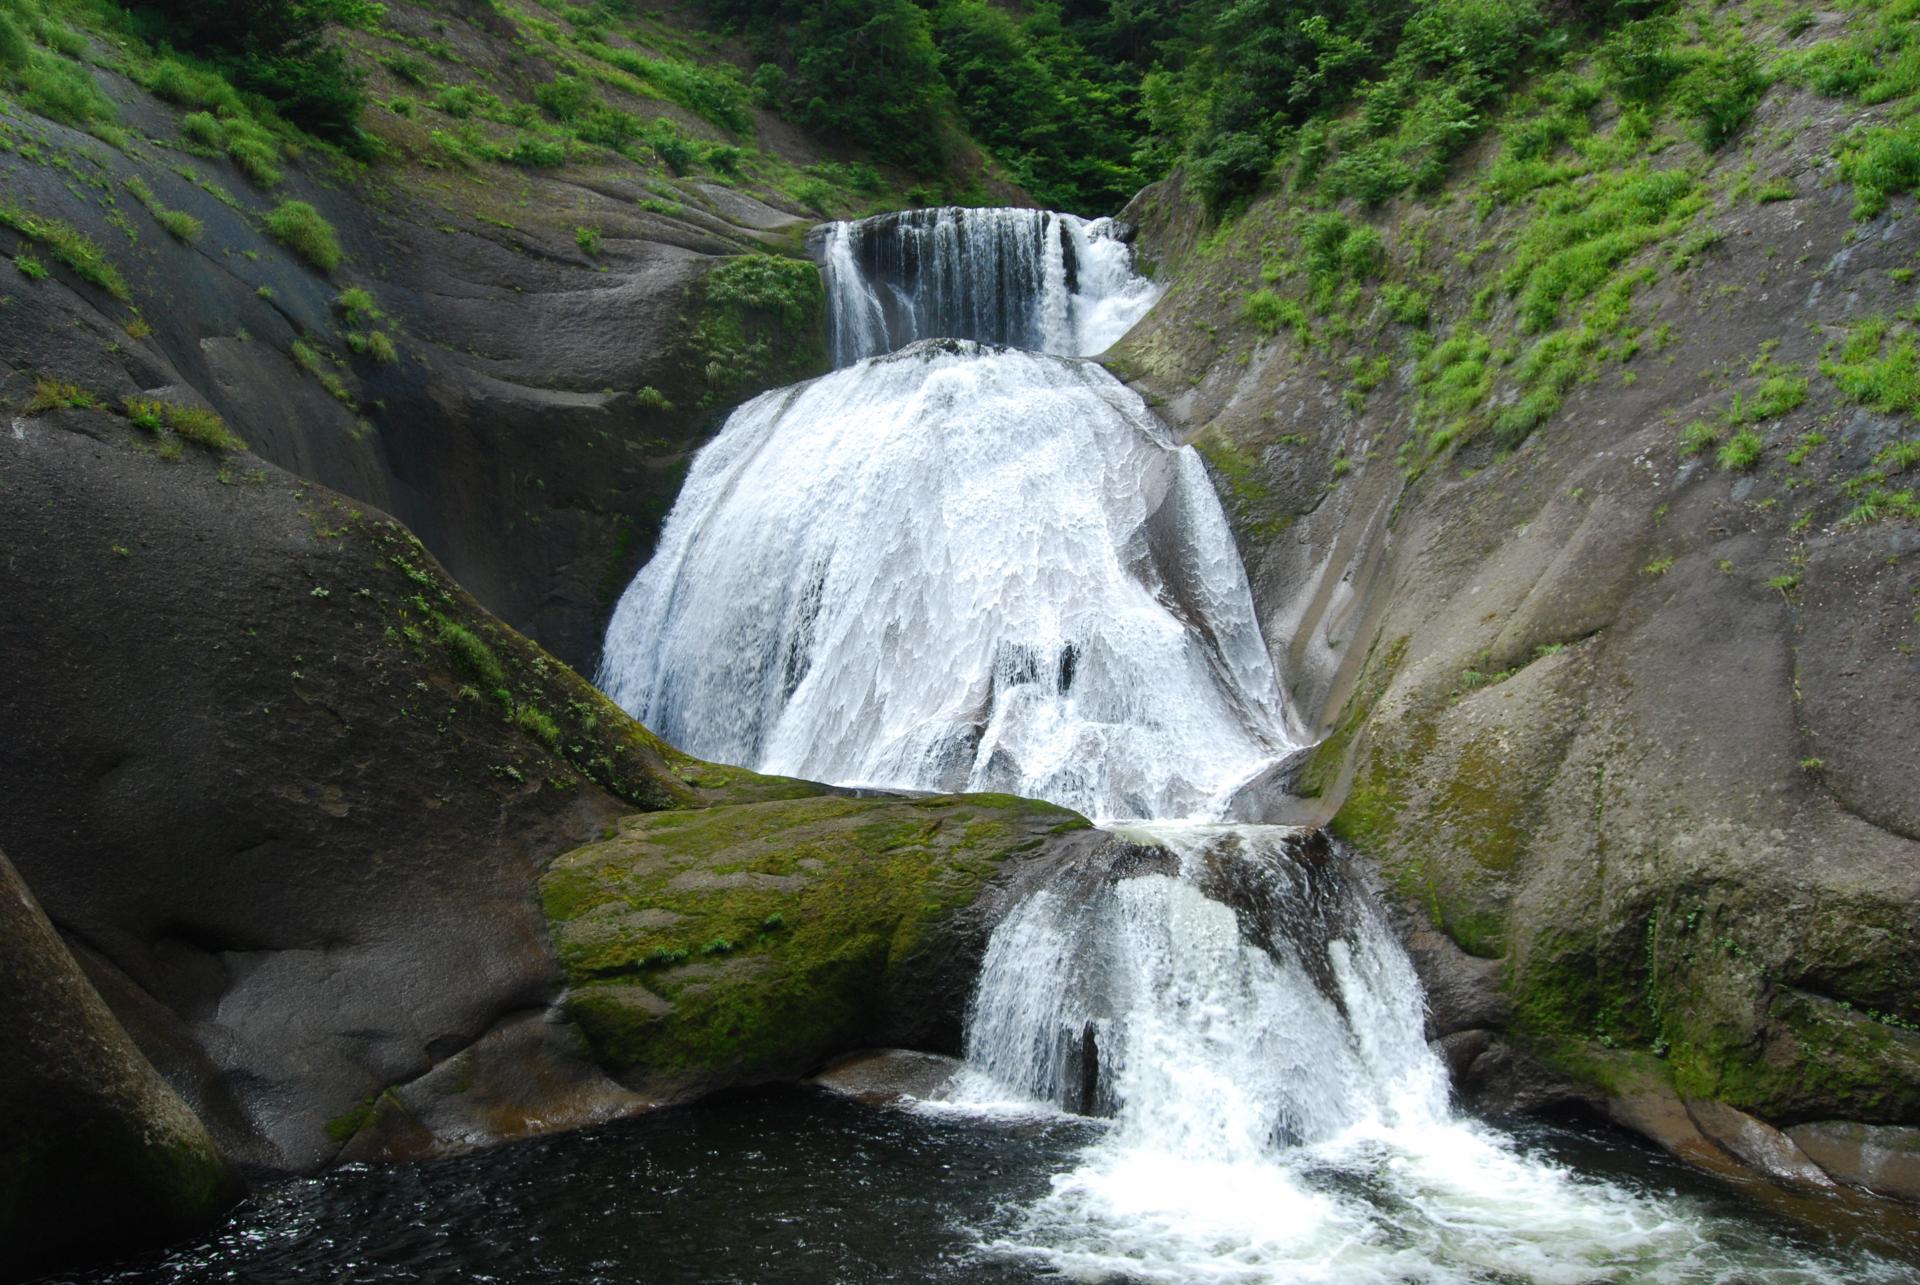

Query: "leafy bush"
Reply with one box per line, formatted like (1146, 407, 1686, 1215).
(265, 200, 340, 271)
(128, 0, 367, 139)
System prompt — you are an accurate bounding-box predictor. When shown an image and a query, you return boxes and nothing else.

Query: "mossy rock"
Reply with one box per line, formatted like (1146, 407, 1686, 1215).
(542, 792, 1092, 1096)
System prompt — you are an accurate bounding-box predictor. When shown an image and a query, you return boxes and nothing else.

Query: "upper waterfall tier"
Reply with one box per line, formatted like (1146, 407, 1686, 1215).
(815, 207, 1159, 367)
(597, 340, 1296, 822)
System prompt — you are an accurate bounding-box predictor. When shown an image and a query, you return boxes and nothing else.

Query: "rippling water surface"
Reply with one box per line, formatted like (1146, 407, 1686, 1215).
(64, 1089, 1915, 1284)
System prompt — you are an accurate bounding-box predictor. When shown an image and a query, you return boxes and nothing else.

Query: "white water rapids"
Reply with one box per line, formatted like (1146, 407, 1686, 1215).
(599, 209, 1875, 1282)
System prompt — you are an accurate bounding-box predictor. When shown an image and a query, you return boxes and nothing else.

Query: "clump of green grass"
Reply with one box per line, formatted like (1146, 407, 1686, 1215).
(1727, 374, 1806, 424)
(575, 225, 602, 256)
(634, 385, 673, 412)
(1678, 419, 1720, 457)
(265, 200, 340, 272)
(1717, 428, 1764, 471)
(123, 177, 203, 244)
(513, 703, 561, 748)
(333, 286, 378, 321)
(1837, 120, 1920, 221)
(1242, 288, 1308, 339)
(13, 250, 47, 280)
(121, 395, 246, 451)
(0, 201, 130, 300)
(26, 377, 98, 413)
(438, 617, 506, 690)
(1820, 318, 1918, 416)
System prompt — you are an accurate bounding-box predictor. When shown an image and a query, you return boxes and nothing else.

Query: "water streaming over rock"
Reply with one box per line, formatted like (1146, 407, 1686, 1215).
(598, 340, 1295, 821)
(600, 207, 1874, 1282)
(815, 207, 1159, 365)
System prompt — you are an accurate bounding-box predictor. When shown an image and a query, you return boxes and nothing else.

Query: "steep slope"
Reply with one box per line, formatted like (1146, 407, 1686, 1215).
(0, 0, 1031, 670)
(1110, 0, 1920, 1198)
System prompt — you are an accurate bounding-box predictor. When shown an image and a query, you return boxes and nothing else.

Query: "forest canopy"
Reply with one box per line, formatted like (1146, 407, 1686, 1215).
(699, 0, 1685, 215)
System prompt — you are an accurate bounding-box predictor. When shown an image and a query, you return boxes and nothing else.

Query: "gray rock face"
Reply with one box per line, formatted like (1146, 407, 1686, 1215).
(1110, 80, 1920, 1201)
(0, 411, 1111, 1204)
(0, 848, 233, 1282)
(0, 81, 827, 675)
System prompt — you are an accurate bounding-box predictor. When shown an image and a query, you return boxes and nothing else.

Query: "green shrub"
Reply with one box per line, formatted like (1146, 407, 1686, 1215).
(265, 200, 340, 271)
(1727, 375, 1806, 423)
(634, 385, 673, 412)
(0, 11, 30, 70)
(575, 225, 602, 256)
(13, 251, 47, 280)
(167, 402, 244, 450)
(18, 52, 117, 128)
(365, 330, 397, 364)
(535, 74, 593, 121)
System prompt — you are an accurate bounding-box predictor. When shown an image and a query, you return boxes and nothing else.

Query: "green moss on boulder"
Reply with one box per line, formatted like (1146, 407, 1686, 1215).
(542, 792, 1088, 1095)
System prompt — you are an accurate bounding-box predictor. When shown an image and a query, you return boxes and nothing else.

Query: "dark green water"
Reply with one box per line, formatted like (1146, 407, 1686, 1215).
(47, 1090, 1917, 1284)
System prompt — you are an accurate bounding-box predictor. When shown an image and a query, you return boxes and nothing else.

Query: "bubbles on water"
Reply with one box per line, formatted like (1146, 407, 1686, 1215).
(944, 826, 1875, 1285)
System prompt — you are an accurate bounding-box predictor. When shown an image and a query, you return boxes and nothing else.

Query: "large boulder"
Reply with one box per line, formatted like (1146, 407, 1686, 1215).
(0, 848, 234, 1283)
(0, 406, 1097, 1190)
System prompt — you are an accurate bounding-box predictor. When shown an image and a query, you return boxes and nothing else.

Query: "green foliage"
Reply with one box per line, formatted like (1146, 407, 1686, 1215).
(1838, 120, 1920, 220)
(702, 0, 949, 171)
(438, 617, 506, 690)
(265, 200, 340, 271)
(123, 177, 203, 243)
(514, 703, 562, 748)
(124, 0, 369, 138)
(1726, 375, 1806, 424)
(0, 200, 130, 299)
(26, 377, 98, 412)
(120, 395, 246, 450)
(1502, 168, 1702, 333)
(1716, 428, 1764, 471)
(575, 224, 602, 257)
(1820, 318, 1919, 416)
(1242, 288, 1308, 339)
(1678, 419, 1720, 457)
(927, 0, 1144, 209)
(13, 250, 47, 280)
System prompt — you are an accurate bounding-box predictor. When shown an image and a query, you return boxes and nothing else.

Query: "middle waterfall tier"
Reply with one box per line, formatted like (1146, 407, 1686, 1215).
(597, 340, 1296, 823)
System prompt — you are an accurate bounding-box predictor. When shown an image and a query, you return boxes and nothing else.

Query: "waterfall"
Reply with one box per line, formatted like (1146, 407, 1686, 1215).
(958, 826, 1448, 1151)
(597, 340, 1295, 822)
(815, 207, 1160, 365)
(594, 207, 1847, 1282)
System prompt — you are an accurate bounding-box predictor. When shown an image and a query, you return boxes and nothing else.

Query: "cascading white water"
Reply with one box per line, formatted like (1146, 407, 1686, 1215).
(601, 207, 1872, 1283)
(598, 340, 1295, 822)
(817, 207, 1159, 365)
